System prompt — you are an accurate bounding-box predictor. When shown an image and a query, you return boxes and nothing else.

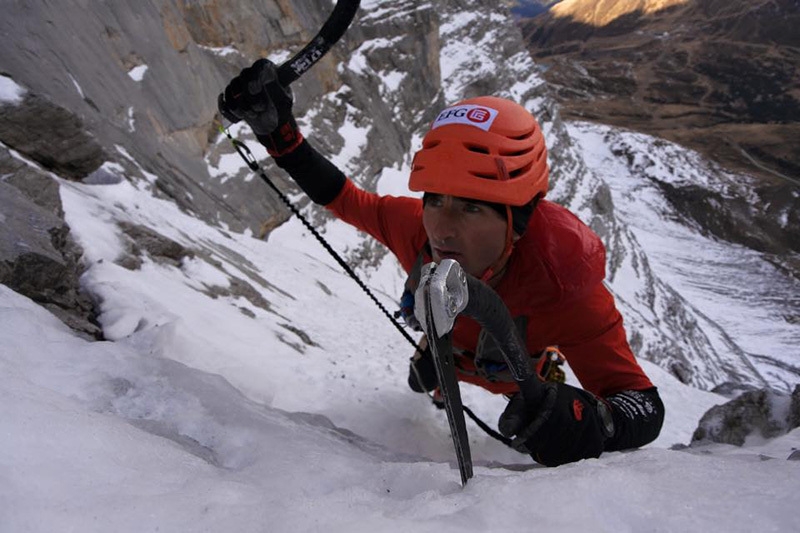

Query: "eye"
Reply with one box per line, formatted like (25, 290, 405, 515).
(463, 202, 483, 213)
(425, 194, 444, 208)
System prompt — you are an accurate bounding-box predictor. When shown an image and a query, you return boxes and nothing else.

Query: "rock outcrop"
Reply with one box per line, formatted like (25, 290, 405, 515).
(691, 385, 800, 447)
(0, 149, 101, 338)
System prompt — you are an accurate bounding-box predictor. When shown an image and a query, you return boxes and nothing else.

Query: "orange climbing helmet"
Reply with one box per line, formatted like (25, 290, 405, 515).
(408, 96, 549, 206)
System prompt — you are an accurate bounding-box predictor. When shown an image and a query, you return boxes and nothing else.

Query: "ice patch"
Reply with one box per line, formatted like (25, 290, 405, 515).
(199, 45, 240, 58)
(127, 107, 135, 132)
(381, 70, 406, 93)
(0, 75, 26, 105)
(68, 73, 85, 98)
(128, 65, 149, 82)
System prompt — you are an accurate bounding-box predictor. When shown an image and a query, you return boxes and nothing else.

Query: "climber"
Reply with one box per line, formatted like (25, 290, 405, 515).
(219, 59, 664, 466)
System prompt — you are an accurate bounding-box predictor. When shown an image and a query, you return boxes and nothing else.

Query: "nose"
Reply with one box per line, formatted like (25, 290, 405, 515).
(425, 206, 458, 246)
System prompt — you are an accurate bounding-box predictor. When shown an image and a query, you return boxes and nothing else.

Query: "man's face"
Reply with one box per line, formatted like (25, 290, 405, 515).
(422, 194, 508, 278)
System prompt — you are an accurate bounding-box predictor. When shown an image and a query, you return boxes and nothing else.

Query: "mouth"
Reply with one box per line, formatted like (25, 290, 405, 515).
(432, 247, 462, 261)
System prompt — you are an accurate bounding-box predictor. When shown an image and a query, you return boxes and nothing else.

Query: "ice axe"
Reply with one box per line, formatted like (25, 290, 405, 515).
(218, 0, 361, 115)
(416, 259, 545, 486)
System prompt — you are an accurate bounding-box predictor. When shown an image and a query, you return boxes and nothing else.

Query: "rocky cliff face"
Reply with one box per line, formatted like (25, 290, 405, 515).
(1, 0, 795, 391)
(0, 0, 353, 236)
(0, 0, 320, 337)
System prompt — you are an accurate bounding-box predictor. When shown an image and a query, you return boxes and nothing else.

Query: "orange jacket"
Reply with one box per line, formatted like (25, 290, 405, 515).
(327, 179, 653, 398)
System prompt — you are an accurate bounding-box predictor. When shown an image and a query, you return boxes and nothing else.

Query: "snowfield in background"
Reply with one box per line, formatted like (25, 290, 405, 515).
(2, 169, 799, 532)
(570, 121, 800, 390)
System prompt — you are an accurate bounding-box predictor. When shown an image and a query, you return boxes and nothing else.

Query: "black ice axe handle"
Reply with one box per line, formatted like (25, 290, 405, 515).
(415, 259, 546, 407)
(219, 0, 360, 120)
(277, 0, 361, 85)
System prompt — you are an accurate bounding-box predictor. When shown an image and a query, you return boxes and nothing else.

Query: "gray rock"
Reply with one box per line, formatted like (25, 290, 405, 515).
(0, 93, 105, 180)
(0, 147, 65, 218)
(711, 381, 761, 399)
(0, 178, 101, 338)
(201, 275, 274, 315)
(117, 222, 195, 268)
(0, 0, 310, 236)
(691, 385, 800, 446)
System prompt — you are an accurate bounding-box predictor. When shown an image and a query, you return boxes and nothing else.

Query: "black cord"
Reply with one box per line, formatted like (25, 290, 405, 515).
(227, 134, 420, 350)
(463, 405, 511, 446)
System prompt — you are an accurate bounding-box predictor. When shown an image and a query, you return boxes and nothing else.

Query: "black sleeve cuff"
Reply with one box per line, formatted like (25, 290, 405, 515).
(604, 387, 665, 451)
(272, 139, 347, 205)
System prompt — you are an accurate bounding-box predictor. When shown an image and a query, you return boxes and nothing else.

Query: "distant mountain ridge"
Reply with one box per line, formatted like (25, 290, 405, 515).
(505, 0, 561, 18)
(518, 0, 800, 248)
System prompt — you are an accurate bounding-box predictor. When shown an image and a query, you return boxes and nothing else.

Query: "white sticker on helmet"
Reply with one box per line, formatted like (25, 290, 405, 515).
(431, 105, 499, 131)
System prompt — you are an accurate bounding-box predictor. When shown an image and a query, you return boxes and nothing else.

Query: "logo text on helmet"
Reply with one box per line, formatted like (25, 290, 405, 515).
(431, 105, 499, 132)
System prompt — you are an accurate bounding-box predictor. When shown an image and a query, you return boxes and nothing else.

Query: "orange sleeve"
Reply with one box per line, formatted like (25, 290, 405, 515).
(552, 282, 654, 397)
(325, 179, 428, 272)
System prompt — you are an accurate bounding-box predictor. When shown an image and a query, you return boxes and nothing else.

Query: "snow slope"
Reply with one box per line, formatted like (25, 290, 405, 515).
(2, 171, 799, 532)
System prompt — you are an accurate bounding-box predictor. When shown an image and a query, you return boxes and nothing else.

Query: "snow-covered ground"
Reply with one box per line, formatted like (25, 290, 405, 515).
(569, 121, 800, 390)
(2, 166, 799, 532)
(3, 1, 799, 530)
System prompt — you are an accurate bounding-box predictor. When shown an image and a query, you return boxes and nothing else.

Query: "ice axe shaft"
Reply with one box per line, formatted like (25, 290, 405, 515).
(417, 261, 473, 486)
(218, 0, 360, 120)
(277, 0, 361, 85)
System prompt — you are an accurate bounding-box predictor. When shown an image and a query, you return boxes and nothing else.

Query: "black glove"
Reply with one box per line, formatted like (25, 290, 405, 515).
(218, 58, 303, 156)
(408, 341, 439, 393)
(498, 382, 615, 467)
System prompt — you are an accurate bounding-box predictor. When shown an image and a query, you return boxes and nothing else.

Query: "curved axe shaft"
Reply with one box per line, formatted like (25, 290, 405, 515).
(218, 0, 361, 119)
(277, 0, 361, 84)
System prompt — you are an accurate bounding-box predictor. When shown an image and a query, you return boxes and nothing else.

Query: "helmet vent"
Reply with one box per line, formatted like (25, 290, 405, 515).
(470, 171, 498, 180)
(511, 131, 535, 141)
(423, 139, 441, 149)
(464, 143, 490, 154)
(509, 161, 533, 179)
(499, 147, 533, 157)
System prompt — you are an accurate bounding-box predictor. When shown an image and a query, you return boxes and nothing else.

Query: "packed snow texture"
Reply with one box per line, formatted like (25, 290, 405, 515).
(2, 165, 799, 532)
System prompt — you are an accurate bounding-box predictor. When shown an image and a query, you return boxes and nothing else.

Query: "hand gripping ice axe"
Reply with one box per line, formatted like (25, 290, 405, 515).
(415, 259, 546, 486)
(218, 0, 361, 114)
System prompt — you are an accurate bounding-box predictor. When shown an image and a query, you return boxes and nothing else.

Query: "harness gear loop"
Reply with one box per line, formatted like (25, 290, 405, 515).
(535, 346, 567, 384)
